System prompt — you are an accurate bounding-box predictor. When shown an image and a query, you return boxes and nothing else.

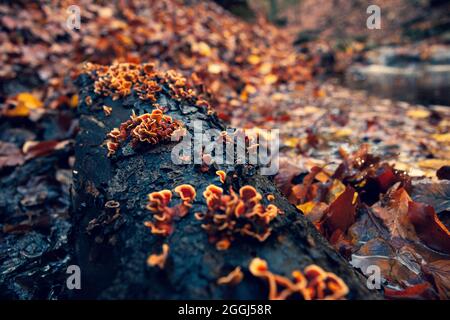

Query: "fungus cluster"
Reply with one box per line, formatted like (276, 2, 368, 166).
(144, 184, 196, 237)
(160, 69, 197, 101)
(84, 62, 161, 101)
(249, 258, 349, 300)
(106, 109, 182, 156)
(84, 62, 202, 105)
(196, 185, 279, 250)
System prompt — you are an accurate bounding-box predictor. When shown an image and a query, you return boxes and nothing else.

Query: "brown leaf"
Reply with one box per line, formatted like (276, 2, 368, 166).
(411, 180, 450, 213)
(320, 186, 357, 238)
(23, 140, 70, 160)
(423, 260, 450, 300)
(372, 187, 418, 241)
(0, 141, 25, 169)
(407, 201, 450, 254)
(384, 282, 433, 300)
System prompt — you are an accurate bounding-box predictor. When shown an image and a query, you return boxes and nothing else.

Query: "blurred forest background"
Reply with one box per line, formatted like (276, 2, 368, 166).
(0, 0, 449, 300)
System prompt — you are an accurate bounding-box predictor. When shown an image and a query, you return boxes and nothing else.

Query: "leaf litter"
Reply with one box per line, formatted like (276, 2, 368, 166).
(0, 0, 449, 299)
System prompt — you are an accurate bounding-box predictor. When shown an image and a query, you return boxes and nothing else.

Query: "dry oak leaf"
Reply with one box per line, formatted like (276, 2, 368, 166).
(372, 187, 419, 241)
(423, 260, 450, 300)
(407, 201, 450, 254)
(320, 186, 357, 239)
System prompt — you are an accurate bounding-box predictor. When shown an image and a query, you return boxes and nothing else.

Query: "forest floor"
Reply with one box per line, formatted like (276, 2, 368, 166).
(0, 0, 449, 299)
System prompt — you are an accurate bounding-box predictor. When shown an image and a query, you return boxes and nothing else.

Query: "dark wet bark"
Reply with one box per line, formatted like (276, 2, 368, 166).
(71, 74, 380, 299)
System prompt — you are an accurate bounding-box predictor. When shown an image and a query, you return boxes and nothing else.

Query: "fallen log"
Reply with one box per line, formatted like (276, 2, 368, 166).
(71, 64, 379, 299)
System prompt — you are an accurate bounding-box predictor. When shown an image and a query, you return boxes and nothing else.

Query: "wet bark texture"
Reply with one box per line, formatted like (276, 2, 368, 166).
(72, 74, 379, 299)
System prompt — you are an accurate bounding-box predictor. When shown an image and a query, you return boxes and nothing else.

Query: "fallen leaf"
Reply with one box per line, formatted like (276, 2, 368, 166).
(372, 188, 418, 241)
(384, 282, 433, 299)
(0, 141, 25, 169)
(23, 140, 70, 160)
(4, 92, 43, 117)
(411, 180, 450, 213)
(196, 41, 212, 57)
(432, 133, 450, 143)
(208, 63, 222, 74)
(418, 159, 450, 171)
(263, 74, 278, 85)
(297, 201, 328, 224)
(320, 186, 357, 238)
(406, 109, 430, 119)
(247, 54, 261, 65)
(407, 201, 450, 254)
(423, 260, 450, 300)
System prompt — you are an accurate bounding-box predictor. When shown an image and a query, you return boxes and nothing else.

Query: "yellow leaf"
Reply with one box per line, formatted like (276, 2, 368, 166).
(98, 7, 113, 18)
(240, 84, 257, 101)
(303, 106, 321, 114)
(4, 103, 29, 117)
(244, 84, 257, 94)
(352, 192, 358, 205)
(17, 92, 43, 109)
(407, 109, 430, 119)
(263, 74, 278, 85)
(284, 137, 300, 148)
(4, 93, 43, 117)
(327, 179, 346, 203)
(197, 42, 211, 57)
(314, 88, 326, 98)
(297, 201, 316, 214)
(247, 54, 261, 65)
(333, 128, 352, 138)
(271, 93, 285, 101)
(315, 171, 330, 183)
(117, 34, 133, 46)
(259, 62, 272, 75)
(418, 159, 450, 170)
(208, 63, 222, 74)
(70, 94, 79, 108)
(432, 133, 450, 143)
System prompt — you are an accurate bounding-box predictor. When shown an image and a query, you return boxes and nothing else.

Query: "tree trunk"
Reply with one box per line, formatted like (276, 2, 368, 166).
(71, 73, 380, 299)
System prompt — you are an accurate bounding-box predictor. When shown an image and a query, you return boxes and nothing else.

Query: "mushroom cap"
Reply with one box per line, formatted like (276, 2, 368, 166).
(249, 257, 269, 276)
(147, 243, 170, 269)
(148, 189, 172, 207)
(216, 170, 226, 184)
(174, 184, 196, 203)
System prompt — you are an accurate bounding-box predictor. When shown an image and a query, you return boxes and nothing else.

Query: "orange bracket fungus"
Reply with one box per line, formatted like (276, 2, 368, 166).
(216, 170, 226, 184)
(198, 184, 280, 250)
(103, 105, 112, 116)
(249, 258, 349, 300)
(144, 184, 196, 237)
(105, 108, 182, 156)
(147, 243, 170, 269)
(217, 267, 244, 286)
(84, 62, 204, 105)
